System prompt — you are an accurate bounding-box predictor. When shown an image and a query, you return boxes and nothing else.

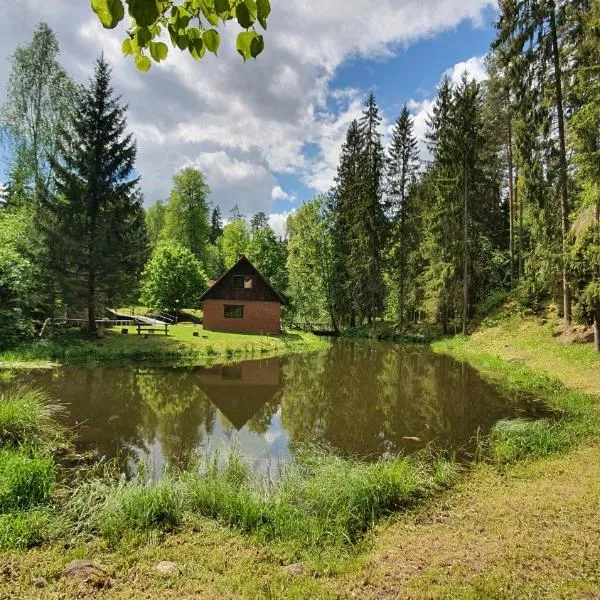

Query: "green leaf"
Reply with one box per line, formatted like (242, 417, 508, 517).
(149, 41, 168, 61)
(202, 29, 220, 54)
(243, 0, 257, 19)
(91, 0, 125, 29)
(236, 2, 254, 28)
(256, 0, 270, 29)
(187, 27, 201, 39)
(189, 37, 206, 60)
(250, 33, 264, 58)
(175, 34, 189, 50)
(135, 54, 152, 72)
(127, 0, 160, 27)
(136, 26, 152, 46)
(196, 0, 220, 25)
(236, 30, 255, 61)
(214, 0, 229, 16)
(122, 38, 133, 56)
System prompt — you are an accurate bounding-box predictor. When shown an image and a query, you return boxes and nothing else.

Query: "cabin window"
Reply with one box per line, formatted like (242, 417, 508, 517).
(233, 275, 253, 289)
(224, 304, 244, 319)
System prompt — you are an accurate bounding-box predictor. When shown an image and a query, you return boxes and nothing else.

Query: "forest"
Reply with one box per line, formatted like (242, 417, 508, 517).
(1, 0, 599, 351)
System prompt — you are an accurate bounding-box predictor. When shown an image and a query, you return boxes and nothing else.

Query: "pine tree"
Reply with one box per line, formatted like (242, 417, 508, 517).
(209, 205, 223, 244)
(386, 104, 420, 325)
(250, 211, 269, 231)
(355, 93, 387, 325)
(45, 56, 147, 330)
(330, 120, 363, 326)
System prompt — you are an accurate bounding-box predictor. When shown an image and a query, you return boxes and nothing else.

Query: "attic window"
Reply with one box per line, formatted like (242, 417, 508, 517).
(233, 275, 253, 289)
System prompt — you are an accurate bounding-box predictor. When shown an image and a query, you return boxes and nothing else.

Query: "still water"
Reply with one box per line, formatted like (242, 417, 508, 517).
(2, 341, 547, 473)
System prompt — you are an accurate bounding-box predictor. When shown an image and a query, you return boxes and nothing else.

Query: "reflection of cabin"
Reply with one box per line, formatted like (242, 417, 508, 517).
(197, 358, 281, 429)
(200, 255, 285, 334)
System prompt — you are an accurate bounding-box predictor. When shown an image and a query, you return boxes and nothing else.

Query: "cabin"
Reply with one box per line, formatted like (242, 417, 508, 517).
(200, 255, 285, 334)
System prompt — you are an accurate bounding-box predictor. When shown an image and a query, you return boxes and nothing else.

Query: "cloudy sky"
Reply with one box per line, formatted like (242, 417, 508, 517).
(0, 0, 495, 234)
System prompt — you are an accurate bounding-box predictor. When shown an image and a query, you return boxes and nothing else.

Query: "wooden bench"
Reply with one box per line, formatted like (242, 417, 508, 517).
(136, 324, 169, 336)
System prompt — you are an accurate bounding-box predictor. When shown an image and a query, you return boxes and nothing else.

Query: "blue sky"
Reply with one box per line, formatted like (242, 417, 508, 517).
(0, 0, 498, 233)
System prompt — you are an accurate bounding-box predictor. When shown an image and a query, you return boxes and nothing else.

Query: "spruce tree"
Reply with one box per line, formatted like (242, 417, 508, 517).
(330, 119, 363, 326)
(386, 104, 420, 325)
(356, 93, 387, 325)
(45, 56, 147, 330)
(209, 205, 223, 244)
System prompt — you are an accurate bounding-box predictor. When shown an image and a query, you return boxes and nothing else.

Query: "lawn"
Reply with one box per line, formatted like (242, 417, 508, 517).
(0, 324, 328, 368)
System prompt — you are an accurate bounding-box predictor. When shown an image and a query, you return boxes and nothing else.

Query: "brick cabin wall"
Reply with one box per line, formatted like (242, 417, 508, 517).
(202, 299, 281, 334)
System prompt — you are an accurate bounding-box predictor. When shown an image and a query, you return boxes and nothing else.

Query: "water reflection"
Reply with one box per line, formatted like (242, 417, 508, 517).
(1, 341, 547, 472)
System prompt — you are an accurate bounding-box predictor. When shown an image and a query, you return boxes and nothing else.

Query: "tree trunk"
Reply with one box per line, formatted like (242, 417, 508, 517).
(595, 203, 600, 353)
(516, 166, 523, 279)
(549, 4, 571, 325)
(507, 110, 515, 288)
(462, 166, 469, 335)
(88, 268, 96, 332)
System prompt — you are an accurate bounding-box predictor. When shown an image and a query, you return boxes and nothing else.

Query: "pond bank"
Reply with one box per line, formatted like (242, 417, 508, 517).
(0, 324, 329, 369)
(1, 311, 600, 598)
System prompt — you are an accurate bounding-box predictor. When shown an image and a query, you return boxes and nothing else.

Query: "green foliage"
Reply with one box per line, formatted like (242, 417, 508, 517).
(90, 0, 271, 70)
(222, 219, 250, 268)
(161, 167, 211, 264)
(145, 198, 167, 249)
(140, 243, 207, 311)
(286, 196, 333, 323)
(247, 224, 288, 294)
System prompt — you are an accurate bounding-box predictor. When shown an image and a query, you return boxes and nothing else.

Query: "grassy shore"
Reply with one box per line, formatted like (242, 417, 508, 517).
(0, 324, 328, 369)
(1, 309, 600, 598)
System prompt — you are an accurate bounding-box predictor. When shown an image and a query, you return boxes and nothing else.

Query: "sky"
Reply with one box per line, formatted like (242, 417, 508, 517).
(0, 0, 497, 235)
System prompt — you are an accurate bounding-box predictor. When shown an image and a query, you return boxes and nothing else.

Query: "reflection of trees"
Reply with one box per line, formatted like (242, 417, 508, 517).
(18, 367, 147, 467)
(137, 368, 216, 471)
(280, 341, 515, 457)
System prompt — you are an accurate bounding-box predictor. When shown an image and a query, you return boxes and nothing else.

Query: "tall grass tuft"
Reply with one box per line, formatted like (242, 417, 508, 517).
(0, 449, 55, 511)
(488, 418, 566, 463)
(0, 387, 65, 449)
(98, 479, 185, 543)
(0, 508, 58, 550)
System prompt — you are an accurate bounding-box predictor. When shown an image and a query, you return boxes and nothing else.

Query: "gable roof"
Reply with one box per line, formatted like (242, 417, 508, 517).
(200, 255, 286, 304)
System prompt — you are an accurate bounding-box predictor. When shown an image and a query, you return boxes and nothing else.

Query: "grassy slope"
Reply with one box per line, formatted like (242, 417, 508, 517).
(0, 324, 327, 369)
(2, 311, 600, 599)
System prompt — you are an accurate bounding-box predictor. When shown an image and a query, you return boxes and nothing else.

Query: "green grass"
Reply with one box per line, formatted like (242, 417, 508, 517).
(0, 324, 328, 368)
(0, 508, 57, 550)
(0, 387, 64, 448)
(63, 449, 457, 560)
(0, 449, 55, 512)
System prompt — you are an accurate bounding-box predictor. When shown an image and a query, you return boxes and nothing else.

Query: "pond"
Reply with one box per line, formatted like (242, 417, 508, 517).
(1, 341, 548, 475)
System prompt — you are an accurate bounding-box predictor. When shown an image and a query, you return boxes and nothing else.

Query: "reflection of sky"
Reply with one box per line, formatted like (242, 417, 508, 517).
(130, 407, 290, 479)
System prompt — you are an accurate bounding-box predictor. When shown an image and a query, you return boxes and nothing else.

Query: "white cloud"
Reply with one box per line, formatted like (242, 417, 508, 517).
(271, 185, 290, 201)
(268, 210, 295, 239)
(445, 55, 488, 84)
(0, 0, 495, 217)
